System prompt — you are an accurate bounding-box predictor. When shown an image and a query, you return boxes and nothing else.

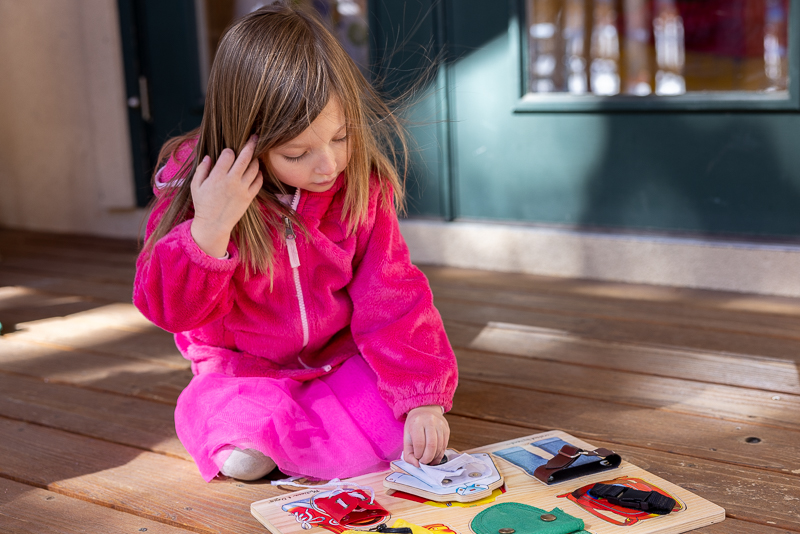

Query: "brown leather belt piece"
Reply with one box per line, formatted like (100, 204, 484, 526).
(533, 444, 622, 484)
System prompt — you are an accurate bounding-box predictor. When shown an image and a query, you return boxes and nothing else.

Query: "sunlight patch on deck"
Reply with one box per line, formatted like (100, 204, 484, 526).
(467, 322, 800, 392)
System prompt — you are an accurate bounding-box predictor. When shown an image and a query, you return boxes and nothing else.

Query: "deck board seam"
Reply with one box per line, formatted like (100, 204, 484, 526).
(3, 336, 189, 371)
(445, 318, 800, 365)
(0, 472, 211, 534)
(429, 281, 800, 321)
(454, 345, 800, 396)
(724, 513, 800, 533)
(0, 413, 190, 460)
(0, 368, 181, 406)
(0, 264, 135, 287)
(434, 295, 800, 342)
(456, 375, 800, 433)
(422, 267, 800, 313)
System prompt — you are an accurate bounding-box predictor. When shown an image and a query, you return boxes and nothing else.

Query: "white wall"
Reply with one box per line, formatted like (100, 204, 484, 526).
(0, 0, 145, 238)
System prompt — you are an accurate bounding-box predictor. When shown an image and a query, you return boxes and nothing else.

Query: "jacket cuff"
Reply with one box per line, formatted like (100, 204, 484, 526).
(176, 220, 239, 270)
(394, 394, 454, 420)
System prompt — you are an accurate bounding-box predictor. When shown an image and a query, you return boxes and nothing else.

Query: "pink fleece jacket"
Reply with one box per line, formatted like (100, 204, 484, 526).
(133, 143, 457, 419)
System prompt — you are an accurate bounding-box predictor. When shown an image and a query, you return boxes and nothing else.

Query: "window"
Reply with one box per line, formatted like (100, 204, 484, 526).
(521, 0, 793, 109)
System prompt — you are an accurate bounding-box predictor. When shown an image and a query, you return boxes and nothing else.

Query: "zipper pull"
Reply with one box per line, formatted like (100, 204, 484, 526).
(283, 217, 296, 240)
(284, 217, 300, 268)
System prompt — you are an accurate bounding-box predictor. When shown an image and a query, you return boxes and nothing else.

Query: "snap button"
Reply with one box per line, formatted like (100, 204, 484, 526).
(498, 529, 515, 533)
(540, 514, 557, 522)
(468, 472, 482, 478)
(441, 478, 452, 484)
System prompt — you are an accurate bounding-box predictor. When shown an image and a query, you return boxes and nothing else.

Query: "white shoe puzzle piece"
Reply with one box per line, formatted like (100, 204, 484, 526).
(383, 449, 504, 503)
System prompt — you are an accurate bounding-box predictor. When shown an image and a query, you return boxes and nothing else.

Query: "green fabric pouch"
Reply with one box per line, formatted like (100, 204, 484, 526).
(470, 502, 588, 534)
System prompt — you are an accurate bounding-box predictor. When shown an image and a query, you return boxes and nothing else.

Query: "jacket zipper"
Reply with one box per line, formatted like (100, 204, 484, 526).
(284, 189, 310, 353)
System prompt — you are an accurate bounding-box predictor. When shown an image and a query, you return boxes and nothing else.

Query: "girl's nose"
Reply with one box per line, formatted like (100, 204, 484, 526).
(315, 148, 337, 176)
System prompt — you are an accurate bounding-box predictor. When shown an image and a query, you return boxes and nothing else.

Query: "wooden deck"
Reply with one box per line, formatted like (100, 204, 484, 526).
(0, 227, 798, 534)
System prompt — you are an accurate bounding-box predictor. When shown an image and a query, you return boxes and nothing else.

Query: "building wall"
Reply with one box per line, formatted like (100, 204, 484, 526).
(0, 0, 145, 238)
(1, 0, 799, 297)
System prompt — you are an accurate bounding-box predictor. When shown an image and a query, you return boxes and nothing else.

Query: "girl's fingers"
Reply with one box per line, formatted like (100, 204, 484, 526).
(432, 428, 446, 464)
(191, 155, 212, 188)
(420, 427, 433, 464)
(211, 148, 236, 178)
(402, 442, 417, 467)
(248, 171, 264, 196)
(230, 135, 258, 178)
(242, 157, 261, 184)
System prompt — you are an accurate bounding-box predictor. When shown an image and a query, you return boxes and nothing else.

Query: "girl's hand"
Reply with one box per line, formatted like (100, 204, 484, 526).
(190, 135, 263, 258)
(402, 405, 450, 467)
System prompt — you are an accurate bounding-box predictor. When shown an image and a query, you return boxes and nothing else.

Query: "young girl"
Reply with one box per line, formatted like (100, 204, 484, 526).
(134, 2, 457, 482)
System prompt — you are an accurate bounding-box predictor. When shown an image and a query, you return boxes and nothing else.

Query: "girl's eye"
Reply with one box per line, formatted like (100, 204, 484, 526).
(283, 153, 306, 162)
(334, 134, 347, 143)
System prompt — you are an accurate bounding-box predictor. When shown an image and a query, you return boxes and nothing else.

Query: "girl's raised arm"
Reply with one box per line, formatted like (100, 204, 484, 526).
(133, 139, 259, 333)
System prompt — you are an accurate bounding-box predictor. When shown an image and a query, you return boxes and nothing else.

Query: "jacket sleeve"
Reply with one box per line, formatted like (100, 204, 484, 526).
(132, 143, 239, 333)
(347, 184, 458, 419)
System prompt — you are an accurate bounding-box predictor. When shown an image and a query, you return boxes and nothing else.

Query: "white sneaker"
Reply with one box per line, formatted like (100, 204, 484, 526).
(220, 448, 276, 481)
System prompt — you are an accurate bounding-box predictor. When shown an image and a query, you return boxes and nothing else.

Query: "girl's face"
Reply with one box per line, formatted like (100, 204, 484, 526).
(266, 97, 350, 193)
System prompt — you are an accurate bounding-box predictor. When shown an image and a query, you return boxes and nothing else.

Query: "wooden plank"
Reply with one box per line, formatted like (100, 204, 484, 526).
(446, 320, 800, 394)
(422, 265, 800, 318)
(0, 256, 135, 284)
(0, 287, 101, 334)
(0, 229, 139, 257)
(0, 372, 189, 459)
(429, 282, 800, 342)
(452, 379, 800, 474)
(0, 243, 138, 266)
(5, 304, 187, 369)
(445, 321, 800, 395)
(0, 338, 190, 404)
(696, 520, 795, 534)
(0, 286, 97, 312)
(0, 269, 137, 302)
(445, 415, 800, 533)
(455, 348, 800, 430)
(436, 299, 800, 361)
(0, 245, 139, 268)
(0, 478, 193, 534)
(0, 417, 284, 534)
(11, 301, 157, 330)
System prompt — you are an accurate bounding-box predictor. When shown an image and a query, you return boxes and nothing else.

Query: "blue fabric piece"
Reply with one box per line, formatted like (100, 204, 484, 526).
(492, 446, 547, 476)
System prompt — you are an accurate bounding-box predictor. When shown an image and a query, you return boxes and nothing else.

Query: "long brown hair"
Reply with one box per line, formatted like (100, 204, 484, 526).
(143, 2, 407, 277)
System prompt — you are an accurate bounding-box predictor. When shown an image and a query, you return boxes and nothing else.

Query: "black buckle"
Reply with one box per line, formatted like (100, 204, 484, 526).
(371, 525, 412, 534)
(588, 484, 676, 515)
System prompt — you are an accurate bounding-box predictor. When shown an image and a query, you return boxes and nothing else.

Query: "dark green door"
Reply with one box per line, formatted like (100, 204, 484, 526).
(118, 0, 204, 206)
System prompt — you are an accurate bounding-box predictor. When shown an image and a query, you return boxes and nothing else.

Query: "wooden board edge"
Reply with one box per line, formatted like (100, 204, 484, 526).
(252, 504, 288, 534)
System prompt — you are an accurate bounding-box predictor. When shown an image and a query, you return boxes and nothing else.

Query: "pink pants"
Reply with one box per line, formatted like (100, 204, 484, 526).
(174, 354, 405, 481)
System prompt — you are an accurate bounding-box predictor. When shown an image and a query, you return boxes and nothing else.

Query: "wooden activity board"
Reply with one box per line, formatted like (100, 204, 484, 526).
(251, 431, 725, 534)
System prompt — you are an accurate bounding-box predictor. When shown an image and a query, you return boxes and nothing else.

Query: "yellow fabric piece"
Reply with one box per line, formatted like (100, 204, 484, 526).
(341, 519, 436, 534)
(421, 487, 504, 508)
(391, 519, 436, 534)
